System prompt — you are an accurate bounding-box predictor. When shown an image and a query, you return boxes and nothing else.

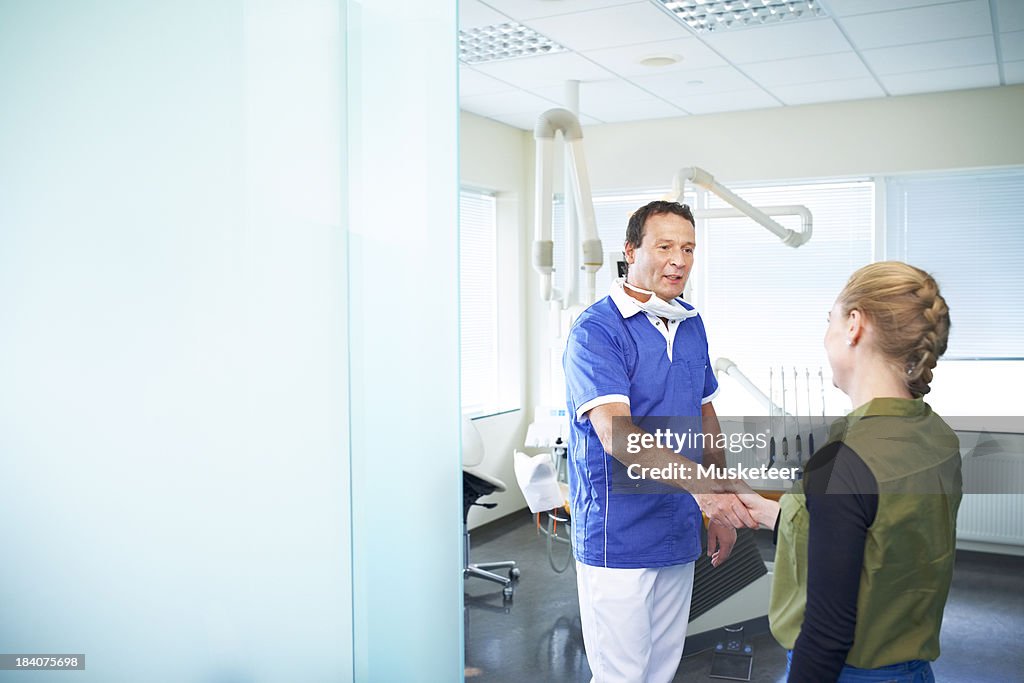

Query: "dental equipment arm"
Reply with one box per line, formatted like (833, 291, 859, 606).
(715, 357, 778, 413)
(533, 108, 603, 307)
(673, 167, 812, 248)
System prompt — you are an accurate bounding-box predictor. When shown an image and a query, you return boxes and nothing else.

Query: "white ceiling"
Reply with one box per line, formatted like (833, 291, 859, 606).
(459, 0, 1024, 129)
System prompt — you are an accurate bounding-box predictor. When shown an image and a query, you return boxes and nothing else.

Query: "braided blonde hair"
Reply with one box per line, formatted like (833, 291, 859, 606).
(837, 261, 951, 398)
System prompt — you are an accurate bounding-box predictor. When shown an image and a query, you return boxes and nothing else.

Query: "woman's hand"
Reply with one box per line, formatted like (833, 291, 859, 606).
(736, 492, 781, 530)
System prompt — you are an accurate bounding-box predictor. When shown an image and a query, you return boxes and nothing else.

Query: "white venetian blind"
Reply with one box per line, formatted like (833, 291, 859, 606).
(699, 181, 875, 381)
(886, 169, 1024, 358)
(459, 189, 498, 412)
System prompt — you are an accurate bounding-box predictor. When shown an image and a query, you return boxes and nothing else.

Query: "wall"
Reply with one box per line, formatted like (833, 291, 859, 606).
(460, 112, 533, 528)
(582, 85, 1024, 188)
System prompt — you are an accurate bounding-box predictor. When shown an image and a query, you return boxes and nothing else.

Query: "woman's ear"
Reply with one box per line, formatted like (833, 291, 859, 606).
(847, 309, 863, 346)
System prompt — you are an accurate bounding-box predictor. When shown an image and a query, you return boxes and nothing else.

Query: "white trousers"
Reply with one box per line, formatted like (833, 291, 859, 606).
(576, 561, 695, 683)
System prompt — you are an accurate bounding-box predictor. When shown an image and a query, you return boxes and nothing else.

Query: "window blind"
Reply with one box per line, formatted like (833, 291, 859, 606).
(886, 169, 1024, 359)
(459, 189, 498, 412)
(699, 181, 875, 382)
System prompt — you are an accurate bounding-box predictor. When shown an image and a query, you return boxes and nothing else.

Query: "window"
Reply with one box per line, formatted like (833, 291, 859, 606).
(884, 169, 1024, 416)
(459, 189, 499, 414)
(698, 180, 875, 414)
(885, 169, 1024, 359)
(548, 172, 1022, 419)
(699, 180, 876, 366)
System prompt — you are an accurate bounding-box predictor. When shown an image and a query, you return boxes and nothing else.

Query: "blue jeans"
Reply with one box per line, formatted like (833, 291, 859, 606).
(786, 650, 934, 682)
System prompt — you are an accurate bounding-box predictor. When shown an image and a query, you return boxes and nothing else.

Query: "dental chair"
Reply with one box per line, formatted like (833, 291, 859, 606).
(462, 417, 520, 599)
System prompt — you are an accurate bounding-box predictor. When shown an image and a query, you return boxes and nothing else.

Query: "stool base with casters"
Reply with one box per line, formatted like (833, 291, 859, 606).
(463, 470, 520, 600)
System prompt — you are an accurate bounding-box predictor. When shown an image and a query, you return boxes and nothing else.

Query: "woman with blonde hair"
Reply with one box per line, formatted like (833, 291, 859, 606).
(741, 261, 961, 682)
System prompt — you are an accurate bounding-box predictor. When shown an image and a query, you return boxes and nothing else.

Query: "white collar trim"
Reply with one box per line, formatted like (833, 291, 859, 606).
(609, 278, 697, 320)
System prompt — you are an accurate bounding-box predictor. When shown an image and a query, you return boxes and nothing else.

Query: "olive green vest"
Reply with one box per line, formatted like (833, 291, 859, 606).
(769, 398, 962, 668)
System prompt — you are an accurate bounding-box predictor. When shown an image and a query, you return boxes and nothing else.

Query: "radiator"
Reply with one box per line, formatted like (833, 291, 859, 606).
(958, 434, 1024, 548)
(729, 428, 1024, 550)
(957, 494, 1024, 546)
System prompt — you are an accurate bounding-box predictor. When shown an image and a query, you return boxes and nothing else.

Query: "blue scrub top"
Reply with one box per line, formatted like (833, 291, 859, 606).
(563, 294, 718, 569)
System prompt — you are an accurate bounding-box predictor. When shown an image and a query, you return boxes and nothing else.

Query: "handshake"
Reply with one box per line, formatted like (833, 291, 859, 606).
(694, 479, 780, 530)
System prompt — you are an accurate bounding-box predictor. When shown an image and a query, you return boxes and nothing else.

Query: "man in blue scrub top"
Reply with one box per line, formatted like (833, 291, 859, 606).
(564, 200, 756, 683)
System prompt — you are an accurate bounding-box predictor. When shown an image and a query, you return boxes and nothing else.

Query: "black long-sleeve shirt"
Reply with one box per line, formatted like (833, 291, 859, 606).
(779, 442, 880, 683)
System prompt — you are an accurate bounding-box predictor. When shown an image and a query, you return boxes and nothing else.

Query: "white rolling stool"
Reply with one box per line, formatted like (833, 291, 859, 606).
(462, 416, 520, 600)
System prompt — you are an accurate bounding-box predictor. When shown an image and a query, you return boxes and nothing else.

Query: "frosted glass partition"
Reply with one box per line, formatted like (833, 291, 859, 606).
(0, 2, 352, 681)
(345, 2, 463, 681)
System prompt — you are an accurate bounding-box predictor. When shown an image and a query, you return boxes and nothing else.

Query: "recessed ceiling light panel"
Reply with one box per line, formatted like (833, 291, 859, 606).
(654, 0, 828, 33)
(459, 22, 568, 65)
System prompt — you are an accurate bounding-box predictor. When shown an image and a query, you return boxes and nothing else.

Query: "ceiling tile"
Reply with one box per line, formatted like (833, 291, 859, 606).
(482, 0, 629, 21)
(483, 112, 540, 130)
(861, 36, 997, 75)
(471, 51, 615, 89)
(741, 52, 872, 87)
(632, 65, 761, 100)
(456, 0, 1018, 124)
(532, 78, 660, 107)
(675, 89, 781, 115)
(769, 77, 887, 104)
(582, 37, 727, 77)
(1003, 60, 1024, 84)
(529, 78, 686, 122)
(460, 66, 516, 97)
(838, 0, 993, 50)
(879, 63, 1000, 94)
(460, 89, 559, 117)
(701, 19, 852, 63)
(459, 0, 509, 30)
(585, 98, 686, 123)
(1001, 31, 1024, 62)
(524, 2, 690, 52)
(825, 0, 965, 17)
(996, 0, 1024, 33)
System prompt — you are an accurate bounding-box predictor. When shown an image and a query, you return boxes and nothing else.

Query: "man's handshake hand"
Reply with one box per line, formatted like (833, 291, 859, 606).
(694, 479, 758, 529)
(694, 479, 779, 530)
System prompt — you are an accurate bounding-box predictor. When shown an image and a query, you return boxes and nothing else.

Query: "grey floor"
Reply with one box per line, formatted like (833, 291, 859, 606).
(464, 513, 1024, 683)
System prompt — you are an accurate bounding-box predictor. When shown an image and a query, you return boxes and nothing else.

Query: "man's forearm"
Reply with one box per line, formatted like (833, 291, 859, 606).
(587, 403, 758, 528)
(597, 419, 737, 496)
(702, 448, 727, 469)
(603, 420, 705, 492)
